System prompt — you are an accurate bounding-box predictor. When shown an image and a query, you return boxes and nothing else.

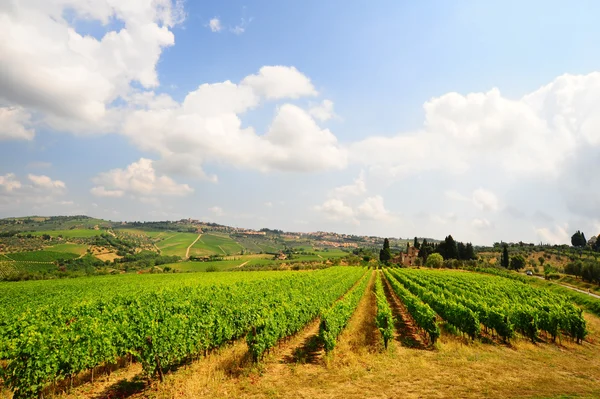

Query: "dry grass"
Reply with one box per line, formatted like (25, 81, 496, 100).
(15, 274, 600, 399)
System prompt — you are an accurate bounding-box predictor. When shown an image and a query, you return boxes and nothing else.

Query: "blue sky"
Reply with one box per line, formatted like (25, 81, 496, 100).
(2, 0, 600, 244)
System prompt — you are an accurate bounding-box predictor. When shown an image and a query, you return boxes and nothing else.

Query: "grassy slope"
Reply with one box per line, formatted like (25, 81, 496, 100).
(155, 232, 198, 257)
(557, 275, 600, 296)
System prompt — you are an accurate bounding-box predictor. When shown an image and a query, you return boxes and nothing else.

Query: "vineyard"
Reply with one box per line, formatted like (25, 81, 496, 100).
(0, 267, 599, 398)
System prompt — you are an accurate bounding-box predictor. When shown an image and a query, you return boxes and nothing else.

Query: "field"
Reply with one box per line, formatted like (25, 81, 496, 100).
(154, 232, 199, 257)
(188, 234, 244, 257)
(165, 259, 246, 272)
(29, 229, 106, 238)
(4, 250, 78, 262)
(2, 267, 600, 398)
(44, 243, 88, 256)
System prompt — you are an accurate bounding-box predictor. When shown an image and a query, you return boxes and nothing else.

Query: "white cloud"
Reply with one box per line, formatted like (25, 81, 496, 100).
(330, 171, 367, 198)
(90, 186, 124, 198)
(0, 0, 181, 132)
(313, 199, 357, 224)
(472, 218, 492, 229)
(472, 188, 499, 212)
(309, 99, 336, 121)
(0, 172, 70, 211)
(0, 174, 22, 192)
(122, 76, 346, 176)
(28, 174, 65, 190)
(444, 190, 470, 202)
(0, 107, 34, 141)
(535, 224, 570, 245)
(209, 206, 224, 216)
(241, 66, 317, 99)
(350, 73, 600, 186)
(209, 18, 222, 32)
(264, 201, 273, 207)
(230, 16, 252, 35)
(356, 195, 391, 221)
(91, 158, 193, 198)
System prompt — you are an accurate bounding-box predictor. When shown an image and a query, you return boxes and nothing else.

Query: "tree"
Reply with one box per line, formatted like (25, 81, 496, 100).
(510, 254, 526, 270)
(426, 253, 443, 268)
(437, 235, 458, 259)
(457, 242, 467, 260)
(571, 230, 587, 248)
(413, 237, 420, 250)
(465, 243, 476, 260)
(565, 260, 583, 278)
(538, 256, 545, 266)
(501, 244, 509, 268)
(419, 239, 430, 262)
(379, 238, 391, 263)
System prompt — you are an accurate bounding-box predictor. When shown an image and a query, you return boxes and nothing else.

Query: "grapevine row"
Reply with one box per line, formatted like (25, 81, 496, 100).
(383, 269, 440, 344)
(247, 268, 368, 360)
(374, 272, 394, 349)
(319, 271, 370, 352)
(0, 267, 365, 398)
(392, 269, 586, 342)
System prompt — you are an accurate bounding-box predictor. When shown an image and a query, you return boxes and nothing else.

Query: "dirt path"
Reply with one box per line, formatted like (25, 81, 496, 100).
(270, 270, 373, 368)
(381, 272, 428, 349)
(334, 270, 380, 356)
(531, 275, 600, 299)
(235, 261, 249, 268)
(185, 234, 202, 259)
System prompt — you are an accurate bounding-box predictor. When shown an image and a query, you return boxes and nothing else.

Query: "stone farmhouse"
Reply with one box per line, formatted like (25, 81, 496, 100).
(393, 244, 420, 266)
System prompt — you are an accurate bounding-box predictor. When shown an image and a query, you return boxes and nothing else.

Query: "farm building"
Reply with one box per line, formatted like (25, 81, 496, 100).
(393, 244, 419, 266)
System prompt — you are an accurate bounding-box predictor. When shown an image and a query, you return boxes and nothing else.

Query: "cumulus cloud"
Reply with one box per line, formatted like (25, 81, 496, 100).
(90, 186, 124, 198)
(209, 18, 222, 32)
(91, 158, 193, 198)
(0, 0, 181, 132)
(0, 107, 35, 140)
(330, 171, 366, 197)
(309, 99, 336, 121)
(350, 73, 600, 187)
(122, 77, 346, 176)
(0, 174, 22, 192)
(535, 224, 570, 245)
(241, 66, 317, 99)
(313, 199, 357, 224)
(472, 218, 492, 229)
(209, 206, 224, 216)
(316, 173, 392, 224)
(28, 174, 65, 190)
(0, 172, 70, 211)
(356, 195, 391, 221)
(472, 188, 499, 212)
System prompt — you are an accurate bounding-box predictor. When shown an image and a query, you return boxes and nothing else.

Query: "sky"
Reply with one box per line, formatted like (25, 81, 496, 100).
(1, 0, 600, 245)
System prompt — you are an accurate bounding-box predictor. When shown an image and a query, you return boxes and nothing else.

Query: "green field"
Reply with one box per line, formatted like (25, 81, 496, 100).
(166, 260, 246, 272)
(155, 232, 199, 257)
(5, 250, 78, 262)
(0, 261, 57, 274)
(189, 233, 244, 256)
(44, 243, 88, 255)
(30, 229, 106, 238)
